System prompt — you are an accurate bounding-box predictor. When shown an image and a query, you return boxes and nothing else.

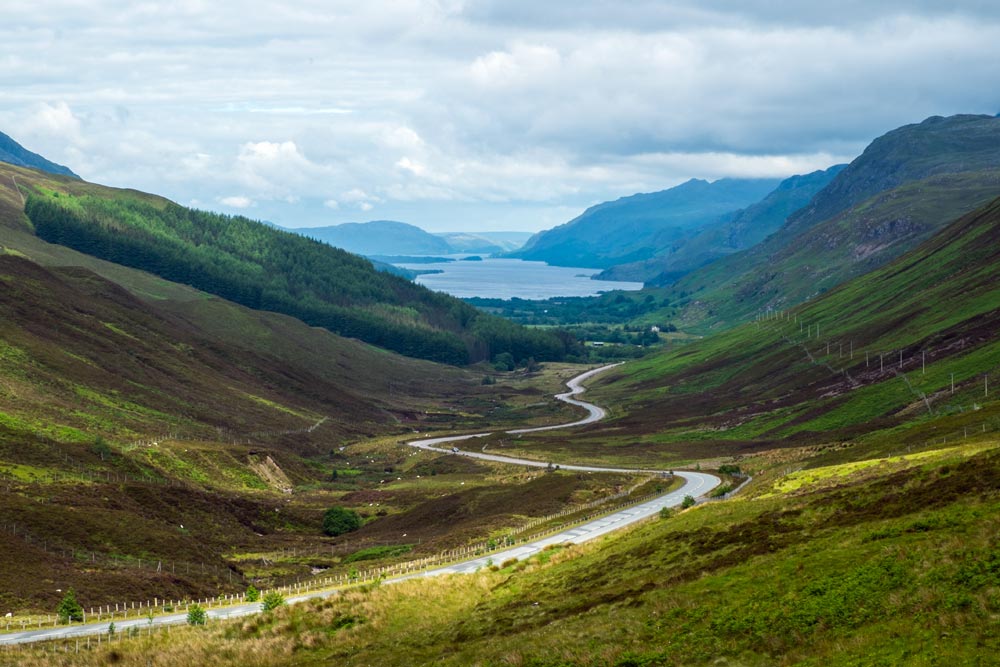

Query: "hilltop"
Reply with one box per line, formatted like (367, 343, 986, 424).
(599, 165, 845, 284)
(295, 220, 452, 256)
(511, 177, 782, 269)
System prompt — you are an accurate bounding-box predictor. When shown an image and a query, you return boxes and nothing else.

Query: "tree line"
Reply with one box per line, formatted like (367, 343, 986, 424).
(25, 192, 573, 365)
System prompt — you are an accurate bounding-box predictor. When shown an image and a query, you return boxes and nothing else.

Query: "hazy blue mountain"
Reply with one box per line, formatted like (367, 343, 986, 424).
(599, 165, 846, 283)
(294, 220, 452, 256)
(510, 177, 782, 269)
(436, 231, 534, 254)
(0, 130, 79, 178)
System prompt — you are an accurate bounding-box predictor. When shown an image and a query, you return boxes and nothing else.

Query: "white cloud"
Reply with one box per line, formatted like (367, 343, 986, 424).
(359, 202, 374, 212)
(219, 195, 254, 208)
(1, 3, 998, 231)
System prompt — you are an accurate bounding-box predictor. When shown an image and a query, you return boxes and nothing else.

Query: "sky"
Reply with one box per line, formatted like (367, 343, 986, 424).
(2, 1, 999, 233)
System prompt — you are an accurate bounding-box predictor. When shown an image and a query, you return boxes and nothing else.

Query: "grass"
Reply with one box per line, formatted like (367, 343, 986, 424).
(7, 442, 998, 666)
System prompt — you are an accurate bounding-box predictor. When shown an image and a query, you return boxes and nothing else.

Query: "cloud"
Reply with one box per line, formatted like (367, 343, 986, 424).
(219, 195, 254, 208)
(1, 2, 998, 231)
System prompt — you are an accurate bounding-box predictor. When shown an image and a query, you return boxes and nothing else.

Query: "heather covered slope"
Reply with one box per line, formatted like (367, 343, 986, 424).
(558, 195, 1000, 466)
(0, 161, 570, 365)
(658, 114, 1000, 330)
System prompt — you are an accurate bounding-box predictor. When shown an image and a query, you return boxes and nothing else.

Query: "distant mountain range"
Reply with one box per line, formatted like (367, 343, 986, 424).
(290, 222, 533, 257)
(597, 166, 846, 283)
(0, 130, 78, 178)
(509, 177, 783, 270)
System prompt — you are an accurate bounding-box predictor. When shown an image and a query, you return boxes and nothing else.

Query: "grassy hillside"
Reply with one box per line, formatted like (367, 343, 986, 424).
(501, 195, 1000, 468)
(0, 163, 570, 366)
(11, 439, 997, 666)
(656, 169, 1000, 330)
(657, 114, 1000, 331)
(0, 163, 610, 612)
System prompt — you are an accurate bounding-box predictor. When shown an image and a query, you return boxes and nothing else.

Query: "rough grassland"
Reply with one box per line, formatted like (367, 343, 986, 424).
(6, 442, 997, 666)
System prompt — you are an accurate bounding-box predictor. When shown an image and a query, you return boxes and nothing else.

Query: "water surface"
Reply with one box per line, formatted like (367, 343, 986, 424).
(394, 257, 643, 300)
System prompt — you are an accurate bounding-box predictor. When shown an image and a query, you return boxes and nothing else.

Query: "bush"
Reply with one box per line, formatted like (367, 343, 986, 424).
(186, 603, 206, 626)
(658, 507, 675, 520)
(56, 588, 83, 624)
(681, 495, 696, 509)
(245, 585, 260, 602)
(492, 352, 515, 371)
(323, 506, 363, 536)
(261, 591, 285, 612)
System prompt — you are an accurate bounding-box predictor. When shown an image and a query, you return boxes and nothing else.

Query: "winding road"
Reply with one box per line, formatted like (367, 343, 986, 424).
(0, 363, 719, 646)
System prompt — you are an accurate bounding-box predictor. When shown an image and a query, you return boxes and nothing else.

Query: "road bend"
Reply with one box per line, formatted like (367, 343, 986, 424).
(0, 363, 719, 646)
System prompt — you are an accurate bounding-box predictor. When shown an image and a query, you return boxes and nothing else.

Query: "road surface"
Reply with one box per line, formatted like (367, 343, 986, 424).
(0, 363, 718, 646)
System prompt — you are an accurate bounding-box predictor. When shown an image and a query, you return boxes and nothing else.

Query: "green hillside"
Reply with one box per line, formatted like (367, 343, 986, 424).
(537, 195, 1000, 467)
(658, 114, 1000, 331)
(11, 172, 568, 365)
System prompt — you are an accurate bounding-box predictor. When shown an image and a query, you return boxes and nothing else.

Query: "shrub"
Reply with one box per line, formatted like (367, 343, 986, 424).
(681, 495, 696, 509)
(323, 506, 363, 537)
(186, 603, 207, 626)
(261, 591, 285, 612)
(56, 588, 83, 624)
(658, 507, 675, 520)
(245, 585, 260, 602)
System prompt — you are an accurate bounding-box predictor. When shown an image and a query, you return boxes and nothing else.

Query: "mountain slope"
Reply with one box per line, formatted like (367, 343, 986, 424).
(0, 131, 78, 178)
(569, 194, 1000, 464)
(7, 167, 568, 365)
(296, 220, 452, 256)
(659, 114, 1000, 330)
(600, 165, 845, 283)
(511, 177, 782, 269)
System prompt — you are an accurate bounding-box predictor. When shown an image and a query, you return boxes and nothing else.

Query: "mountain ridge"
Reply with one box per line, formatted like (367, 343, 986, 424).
(510, 177, 783, 270)
(0, 130, 78, 179)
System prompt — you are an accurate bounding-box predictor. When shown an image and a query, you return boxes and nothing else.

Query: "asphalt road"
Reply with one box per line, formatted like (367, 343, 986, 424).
(0, 363, 719, 646)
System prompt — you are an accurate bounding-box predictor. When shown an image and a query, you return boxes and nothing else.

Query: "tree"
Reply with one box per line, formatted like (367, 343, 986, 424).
(56, 589, 83, 623)
(91, 436, 112, 461)
(492, 352, 515, 371)
(187, 603, 207, 626)
(681, 495, 696, 509)
(323, 506, 363, 537)
(245, 585, 260, 602)
(261, 591, 285, 612)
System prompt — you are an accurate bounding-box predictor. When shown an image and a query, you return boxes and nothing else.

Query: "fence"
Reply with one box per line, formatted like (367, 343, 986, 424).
(753, 308, 996, 415)
(0, 479, 673, 632)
